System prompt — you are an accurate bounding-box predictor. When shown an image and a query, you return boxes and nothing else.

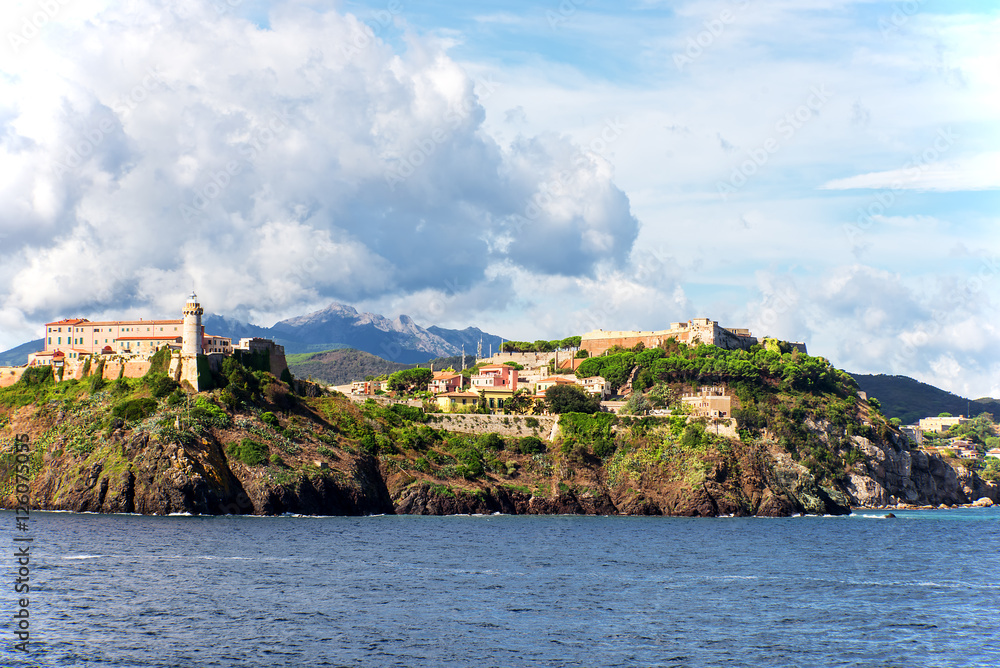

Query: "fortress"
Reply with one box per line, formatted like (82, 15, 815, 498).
(580, 318, 758, 357)
(0, 293, 286, 390)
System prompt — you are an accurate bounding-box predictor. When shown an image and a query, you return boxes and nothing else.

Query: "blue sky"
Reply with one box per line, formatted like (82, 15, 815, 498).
(0, 0, 997, 398)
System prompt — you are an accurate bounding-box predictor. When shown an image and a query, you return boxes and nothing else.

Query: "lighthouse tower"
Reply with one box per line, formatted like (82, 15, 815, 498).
(182, 292, 204, 356)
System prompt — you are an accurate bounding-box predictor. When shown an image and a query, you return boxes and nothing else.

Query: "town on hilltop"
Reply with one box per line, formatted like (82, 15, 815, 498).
(2, 304, 996, 470)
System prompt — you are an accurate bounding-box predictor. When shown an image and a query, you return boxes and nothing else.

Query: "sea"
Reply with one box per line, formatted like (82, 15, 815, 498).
(2, 508, 998, 668)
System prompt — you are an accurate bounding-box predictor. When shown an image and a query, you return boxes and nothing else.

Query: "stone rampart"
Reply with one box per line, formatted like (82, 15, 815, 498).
(427, 413, 558, 440)
(0, 367, 27, 388)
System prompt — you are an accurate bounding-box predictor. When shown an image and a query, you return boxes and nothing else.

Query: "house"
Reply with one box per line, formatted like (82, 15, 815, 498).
(470, 364, 519, 390)
(436, 390, 481, 412)
(680, 385, 733, 418)
(986, 448, 1000, 459)
(351, 380, 373, 395)
(577, 375, 609, 399)
(918, 415, 969, 433)
(428, 371, 463, 394)
(533, 376, 577, 395)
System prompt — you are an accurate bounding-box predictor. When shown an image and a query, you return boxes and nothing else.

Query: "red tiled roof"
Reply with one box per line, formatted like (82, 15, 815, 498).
(46, 318, 89, 326)
(115, 336, 182, 341)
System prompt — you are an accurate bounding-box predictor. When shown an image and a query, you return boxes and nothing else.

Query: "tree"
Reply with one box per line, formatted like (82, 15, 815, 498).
(622, 392, 652, 415)
(387, 368, 433, 393)
(503, 388, 535, 415)
(545, 384, 601, 414)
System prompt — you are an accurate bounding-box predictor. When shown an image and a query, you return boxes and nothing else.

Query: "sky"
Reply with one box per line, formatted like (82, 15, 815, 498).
(0, 0, 997, 398)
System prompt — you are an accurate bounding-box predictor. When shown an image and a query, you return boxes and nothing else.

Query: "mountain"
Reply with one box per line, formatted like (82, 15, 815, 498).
(851, 373, 1000, 425)
(0, 339, 43, 366)
(204, 302, 507, 364)
(426, 325, 504, 357)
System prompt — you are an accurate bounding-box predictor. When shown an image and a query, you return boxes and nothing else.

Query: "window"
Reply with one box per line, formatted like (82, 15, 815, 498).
(57, 337, 61, 344)
(47, 338, 51, 345)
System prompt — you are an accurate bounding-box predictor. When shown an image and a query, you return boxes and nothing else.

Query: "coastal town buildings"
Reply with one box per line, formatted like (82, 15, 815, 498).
(681, 386, 733, 418)
(580, 318, 760, 357)
(1, 293, 286, 390)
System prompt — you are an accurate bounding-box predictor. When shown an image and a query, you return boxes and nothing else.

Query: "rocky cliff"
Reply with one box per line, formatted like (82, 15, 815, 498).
(4, 378, 993, 518)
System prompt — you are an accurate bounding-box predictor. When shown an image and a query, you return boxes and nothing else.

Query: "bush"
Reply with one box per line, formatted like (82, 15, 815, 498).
(516, 436, 545, 454)
(112, 397, 158, 422)
(525, 417, 540, 428)
(147, 374, 179, 399)
(166, 388, 186, 406)
(261, 412, 279, 427)
(545, 384, 601, 414)
(269, 453, 285, 467)
(593, 438, 616, 459)
(231, 438, 269, 466)
(478, 432, 505, 451)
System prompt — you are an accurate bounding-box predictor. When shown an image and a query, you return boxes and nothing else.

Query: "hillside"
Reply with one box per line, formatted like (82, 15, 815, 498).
(287, 349, 412, 385)
(852, 373, 1000, 424)
(3, 340, 995, 517)
(287, 349, 469, 385)
(0, 339, 43, 367)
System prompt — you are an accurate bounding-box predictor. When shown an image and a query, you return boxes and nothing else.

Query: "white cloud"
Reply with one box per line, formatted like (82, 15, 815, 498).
(820, 152, 1000, 192)
(0, 0, 638, 333)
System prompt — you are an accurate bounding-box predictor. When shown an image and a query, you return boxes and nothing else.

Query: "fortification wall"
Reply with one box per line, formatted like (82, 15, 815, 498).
(0, 367, 27, 388)
(428, 413, 558, 440)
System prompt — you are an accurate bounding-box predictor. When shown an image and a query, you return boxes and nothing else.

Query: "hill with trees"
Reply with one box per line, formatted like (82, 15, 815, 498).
(850, 373, 1000, 424)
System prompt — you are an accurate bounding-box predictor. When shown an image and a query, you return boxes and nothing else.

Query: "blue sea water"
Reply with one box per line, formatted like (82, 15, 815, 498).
(2, 508, 999, 667)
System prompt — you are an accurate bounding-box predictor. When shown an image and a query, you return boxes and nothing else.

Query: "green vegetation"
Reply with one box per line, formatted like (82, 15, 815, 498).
(851, 373, 1000, 425)
(387, 368, 433, 393)
(501, 337, 581, 353)
(227, 438, 269, 466)
(545, 384, 601, 414)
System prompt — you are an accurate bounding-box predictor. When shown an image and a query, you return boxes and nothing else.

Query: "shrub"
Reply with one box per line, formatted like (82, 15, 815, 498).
(261, 412, 279, 427)
(166, 388, 186, 406)
(112, 397, 158, 422)
(525, 417, 540, 428)
(593, 438, 616, 459)
(147, 374, 179, 399)
(478, 432, 504, 451)
(516, 436, 545, 454)
(234, 438, 269, 466)
(269, 453, 285, 467)
(317, 446, 336, 459)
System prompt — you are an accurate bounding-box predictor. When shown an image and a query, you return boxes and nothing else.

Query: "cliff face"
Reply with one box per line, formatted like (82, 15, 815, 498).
(2, 390, 994, 518)
(843, 431, 998, 507)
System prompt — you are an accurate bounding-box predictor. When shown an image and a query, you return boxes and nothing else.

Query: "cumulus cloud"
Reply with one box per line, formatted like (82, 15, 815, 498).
(0, 0, 639, 336)
(744, 264, 1000, 399)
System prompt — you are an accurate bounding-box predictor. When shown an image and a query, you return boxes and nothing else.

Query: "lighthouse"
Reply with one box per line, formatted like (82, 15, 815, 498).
(181, 291, 204, 356)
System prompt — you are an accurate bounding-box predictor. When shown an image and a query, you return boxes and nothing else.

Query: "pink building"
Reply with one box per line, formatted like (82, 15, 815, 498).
(470, 364, 519, 391)
(428, 371, 463, 394)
